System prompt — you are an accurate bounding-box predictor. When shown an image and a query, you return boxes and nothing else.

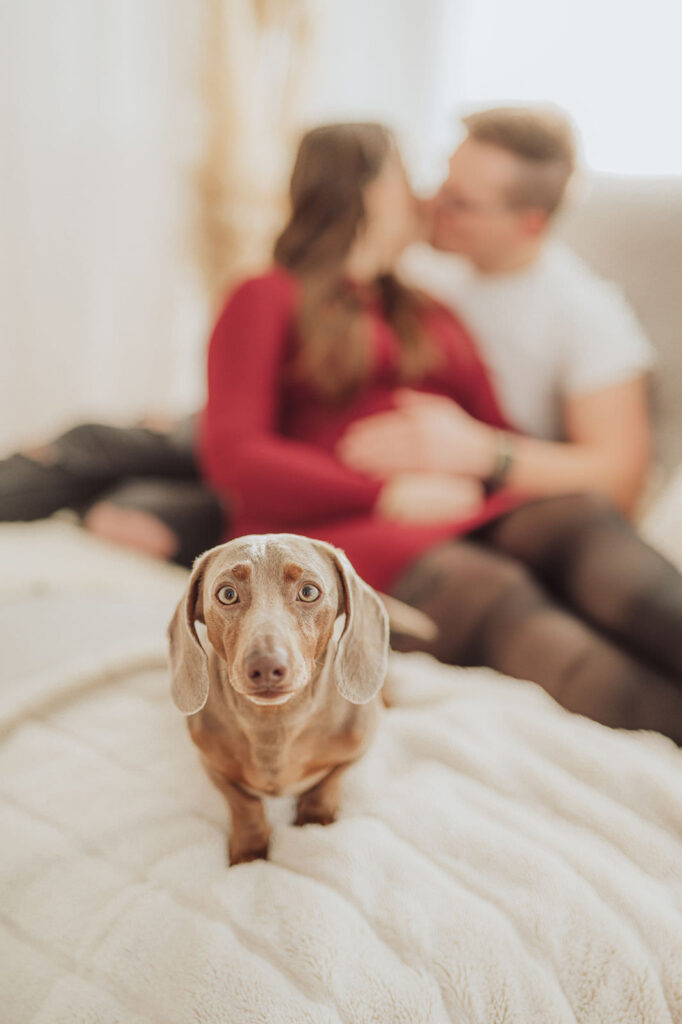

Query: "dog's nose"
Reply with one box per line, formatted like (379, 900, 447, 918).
(245, 651, 289, 688)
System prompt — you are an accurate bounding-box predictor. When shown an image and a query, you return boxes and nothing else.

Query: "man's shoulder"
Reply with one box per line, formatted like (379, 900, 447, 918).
(541, 240, 621, 304)
(543, 241, 656, 377)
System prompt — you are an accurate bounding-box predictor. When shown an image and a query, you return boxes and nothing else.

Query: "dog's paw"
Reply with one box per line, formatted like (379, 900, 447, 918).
(295, 806, 336, 828)
(228, 841, 269, 866)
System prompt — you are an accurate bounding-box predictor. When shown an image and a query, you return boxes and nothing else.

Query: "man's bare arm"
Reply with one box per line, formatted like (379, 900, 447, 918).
(505, 375, 651, 515)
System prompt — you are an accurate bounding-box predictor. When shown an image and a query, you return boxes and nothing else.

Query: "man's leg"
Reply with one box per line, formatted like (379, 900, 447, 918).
(391, 538, 682, 745)
(0, 416, 199, 522)
(82, 478, 225, 567)
(479, 494, 682, 679)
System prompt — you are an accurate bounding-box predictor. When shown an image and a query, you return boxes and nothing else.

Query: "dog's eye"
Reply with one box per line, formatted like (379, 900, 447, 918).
(217, 585, 239, 605)
(297, 584, 321, 603)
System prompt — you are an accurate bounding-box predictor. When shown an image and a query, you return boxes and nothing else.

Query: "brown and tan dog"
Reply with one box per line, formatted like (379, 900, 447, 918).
(168, 533, 391, 865)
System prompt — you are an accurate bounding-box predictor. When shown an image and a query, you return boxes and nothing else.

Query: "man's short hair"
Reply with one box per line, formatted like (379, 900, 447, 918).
(461, 106, 577, 216)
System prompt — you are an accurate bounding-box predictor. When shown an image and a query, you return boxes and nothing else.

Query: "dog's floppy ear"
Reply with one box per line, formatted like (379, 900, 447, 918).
(314, 541, 389, 704)
(168, 548, 216, 715)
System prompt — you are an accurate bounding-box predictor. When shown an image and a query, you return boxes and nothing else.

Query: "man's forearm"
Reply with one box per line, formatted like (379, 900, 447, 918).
(500, 433, 649, 515)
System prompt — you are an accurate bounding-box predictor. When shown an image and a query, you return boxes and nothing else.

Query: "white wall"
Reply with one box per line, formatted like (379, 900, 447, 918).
(453, 0, 682, 175)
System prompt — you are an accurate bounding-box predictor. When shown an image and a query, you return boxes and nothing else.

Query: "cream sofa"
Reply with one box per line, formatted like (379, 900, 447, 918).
(559, 174, 682, 479)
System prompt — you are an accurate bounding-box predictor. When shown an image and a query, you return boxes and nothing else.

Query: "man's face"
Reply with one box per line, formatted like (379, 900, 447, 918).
(431, 138, 541, 266)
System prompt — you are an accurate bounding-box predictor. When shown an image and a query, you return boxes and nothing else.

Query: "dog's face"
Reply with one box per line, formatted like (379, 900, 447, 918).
(200, 535, 341, 706)
(168, 534, 390, 715)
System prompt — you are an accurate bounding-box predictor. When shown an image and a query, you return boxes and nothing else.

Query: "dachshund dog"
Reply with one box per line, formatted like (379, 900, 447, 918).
(168, 533, 392, 865)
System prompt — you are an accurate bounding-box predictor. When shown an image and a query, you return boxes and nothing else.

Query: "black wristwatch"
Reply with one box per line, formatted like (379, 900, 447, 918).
(484, 431, 515, 492)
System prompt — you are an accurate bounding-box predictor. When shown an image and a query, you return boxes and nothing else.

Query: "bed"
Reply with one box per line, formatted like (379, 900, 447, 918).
(2, 480, 682, 1023)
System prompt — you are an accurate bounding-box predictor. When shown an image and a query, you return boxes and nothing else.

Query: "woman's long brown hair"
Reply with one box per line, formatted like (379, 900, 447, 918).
(273, 123, 436, 403)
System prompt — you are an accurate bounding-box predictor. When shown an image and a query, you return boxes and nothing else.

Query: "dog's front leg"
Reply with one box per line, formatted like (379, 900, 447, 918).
(295, 763, 351, 828)
(203, 761, 271, 864)
(224, 782, 271, 865)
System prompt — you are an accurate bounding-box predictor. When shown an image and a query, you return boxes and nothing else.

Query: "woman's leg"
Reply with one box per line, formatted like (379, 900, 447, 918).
(82, 478, 225, 568)
(390, 539, 682, 744)
(478, 494, 682, 679)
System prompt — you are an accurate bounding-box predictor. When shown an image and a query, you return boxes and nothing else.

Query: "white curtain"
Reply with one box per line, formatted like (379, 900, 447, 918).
(196, 0, 314, 308)
(0, 0, 209, 454)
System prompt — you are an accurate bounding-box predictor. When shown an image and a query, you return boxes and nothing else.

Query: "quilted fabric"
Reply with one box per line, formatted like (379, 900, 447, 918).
(1, 517, 682, 1023)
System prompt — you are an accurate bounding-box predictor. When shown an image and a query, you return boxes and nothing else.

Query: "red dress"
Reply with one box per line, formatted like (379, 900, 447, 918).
(199, 266, 523, 592)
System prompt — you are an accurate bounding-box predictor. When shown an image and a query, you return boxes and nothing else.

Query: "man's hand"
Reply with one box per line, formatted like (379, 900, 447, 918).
(337, 389, 496, 479)
(376, 471, 485, 524)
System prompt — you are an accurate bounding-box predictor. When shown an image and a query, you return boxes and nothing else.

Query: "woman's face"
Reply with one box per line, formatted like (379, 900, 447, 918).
(355, 150, 419, 273)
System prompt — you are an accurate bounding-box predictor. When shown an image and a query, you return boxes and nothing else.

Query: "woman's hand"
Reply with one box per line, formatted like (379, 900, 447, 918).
(337, 389, 497, 479)
(376, 472, 485, 524)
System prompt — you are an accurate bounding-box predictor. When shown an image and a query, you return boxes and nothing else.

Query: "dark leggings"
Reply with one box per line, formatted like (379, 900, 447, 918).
(391, 494, 682, 745)
(0, 417, 224, 567)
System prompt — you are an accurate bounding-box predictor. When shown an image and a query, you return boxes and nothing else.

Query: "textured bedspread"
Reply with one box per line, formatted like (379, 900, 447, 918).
(2, 515, 682, 1023)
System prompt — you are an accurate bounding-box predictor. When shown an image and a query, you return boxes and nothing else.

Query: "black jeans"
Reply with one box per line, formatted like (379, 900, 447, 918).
(0, 416, 225, 566)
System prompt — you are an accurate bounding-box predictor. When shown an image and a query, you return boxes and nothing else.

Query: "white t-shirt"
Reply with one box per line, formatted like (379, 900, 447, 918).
(400, 241, 656, 440)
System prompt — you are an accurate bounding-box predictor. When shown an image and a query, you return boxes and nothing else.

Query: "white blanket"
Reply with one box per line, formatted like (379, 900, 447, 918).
(2, 517, 682, 1023)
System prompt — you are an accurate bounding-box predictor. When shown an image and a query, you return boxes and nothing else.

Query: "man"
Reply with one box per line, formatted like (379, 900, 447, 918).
(392, 106, 655, 514)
